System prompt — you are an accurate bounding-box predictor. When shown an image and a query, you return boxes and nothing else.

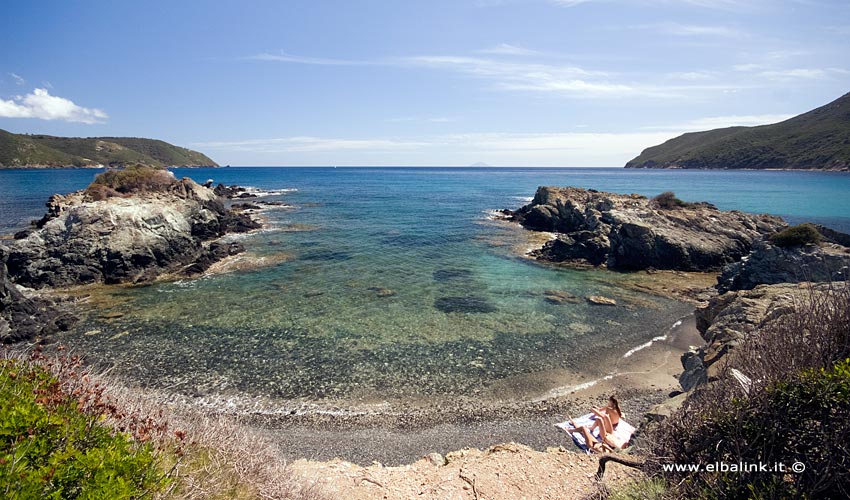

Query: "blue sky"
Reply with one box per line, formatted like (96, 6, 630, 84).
(1, 0, 848, 166)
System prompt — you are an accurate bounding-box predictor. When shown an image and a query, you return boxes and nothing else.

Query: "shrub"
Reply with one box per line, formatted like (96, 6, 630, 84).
(651, 191, 692, 209)
(647, 283, 850, 499)
(0, 355, 167, 499)
(88, 164, 176, 195)
(770, 223, 824, 248)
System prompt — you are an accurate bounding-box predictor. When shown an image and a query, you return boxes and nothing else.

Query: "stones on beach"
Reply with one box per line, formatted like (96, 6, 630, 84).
(586, 295, 617, 306)
(434, 296, 496, 314)
(543, 289, 580, 305)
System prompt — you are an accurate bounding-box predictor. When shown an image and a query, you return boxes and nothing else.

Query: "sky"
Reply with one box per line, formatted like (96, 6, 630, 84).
(1, 0, 849, 167)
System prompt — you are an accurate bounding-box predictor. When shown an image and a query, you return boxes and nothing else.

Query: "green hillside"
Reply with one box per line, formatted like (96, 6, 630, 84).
(0, 129, 218, 168)
(625, 91, 850, 170)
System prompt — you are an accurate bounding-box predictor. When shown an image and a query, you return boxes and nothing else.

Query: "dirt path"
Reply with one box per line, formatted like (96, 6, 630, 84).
(292, 442, 642, 500)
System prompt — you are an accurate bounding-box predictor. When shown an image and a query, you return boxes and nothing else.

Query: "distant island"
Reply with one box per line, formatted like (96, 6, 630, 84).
(625, 91, 850, 170)
(0, 129, 218, 169)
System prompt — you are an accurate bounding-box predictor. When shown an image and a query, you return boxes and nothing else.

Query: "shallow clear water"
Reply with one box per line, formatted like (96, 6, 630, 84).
(2, 167, 849, 408)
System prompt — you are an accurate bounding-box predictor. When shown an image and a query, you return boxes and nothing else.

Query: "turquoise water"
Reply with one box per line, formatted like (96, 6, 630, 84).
(2, 167, 849, 409)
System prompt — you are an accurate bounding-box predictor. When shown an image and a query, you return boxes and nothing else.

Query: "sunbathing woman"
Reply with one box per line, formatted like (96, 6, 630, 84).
(568, 416, 630, 453)
(568, 397, 627, 453)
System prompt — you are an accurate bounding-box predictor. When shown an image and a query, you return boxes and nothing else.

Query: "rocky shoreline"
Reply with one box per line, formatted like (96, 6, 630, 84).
(502, 186, 850, 435)
(0, 171, 266, 343)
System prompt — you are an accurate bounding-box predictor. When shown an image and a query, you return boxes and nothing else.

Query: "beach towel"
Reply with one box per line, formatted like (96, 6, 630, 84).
(554, 413, 636, 454)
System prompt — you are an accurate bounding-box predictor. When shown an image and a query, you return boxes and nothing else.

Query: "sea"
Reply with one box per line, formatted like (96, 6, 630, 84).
(1, 167, 849, 413)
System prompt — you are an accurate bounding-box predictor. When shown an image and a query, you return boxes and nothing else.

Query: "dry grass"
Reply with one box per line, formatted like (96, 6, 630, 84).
(2, 346, 329, 500)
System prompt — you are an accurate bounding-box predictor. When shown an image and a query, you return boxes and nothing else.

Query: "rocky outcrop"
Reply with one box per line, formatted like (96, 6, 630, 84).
(678, 283, 830, 392)
(5, 173, 259, 289)
(505, 187, 786, 271)
(1, 244, 77, 343)
(717, 231, 850, 293)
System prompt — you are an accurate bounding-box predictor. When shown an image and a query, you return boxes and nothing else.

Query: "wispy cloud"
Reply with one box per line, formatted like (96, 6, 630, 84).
(193, 136, 428, 153)
(550, 0, 755, 8)
(477, 43, 541, 56)
(389, 116, 459, 123)
(0, 88, 107, 124)
(249, 51, 376, 66)
(635, 22, 743, 37)
(9, 73, 25, 86)
(193, 131, 682, 166)
(642, 114, 794, 132)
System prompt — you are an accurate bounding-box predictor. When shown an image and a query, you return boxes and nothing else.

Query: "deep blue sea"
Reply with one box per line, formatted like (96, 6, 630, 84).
(2, 167, 849, 411)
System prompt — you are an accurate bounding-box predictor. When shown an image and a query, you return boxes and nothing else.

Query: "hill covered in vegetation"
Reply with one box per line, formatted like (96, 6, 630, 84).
(0, 129, 217, 168)
(625, 91, 850, 170)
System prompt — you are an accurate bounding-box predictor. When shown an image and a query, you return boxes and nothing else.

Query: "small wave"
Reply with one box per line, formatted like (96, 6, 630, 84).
(240, 186, 297, 197)
(622, 335, 668, 358)
(511, 196, 533, 203)
(672, 319, 683, 328)
(533, 374, 615, 401)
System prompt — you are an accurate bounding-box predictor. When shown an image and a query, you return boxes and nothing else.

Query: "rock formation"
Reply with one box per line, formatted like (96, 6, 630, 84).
(717, 228, 850, 293)
(504, 187, 786, 271)
(5, 172, 259, 289)
(1, 244, 77, 343)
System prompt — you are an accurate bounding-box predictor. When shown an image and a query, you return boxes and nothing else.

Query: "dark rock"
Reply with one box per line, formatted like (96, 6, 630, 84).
(231, 202, 262, 210)
(1, 244, 78, 343)
(509, 186, 786, 272)
(434, 296, 496, 314)
(718, 236, 850, 293)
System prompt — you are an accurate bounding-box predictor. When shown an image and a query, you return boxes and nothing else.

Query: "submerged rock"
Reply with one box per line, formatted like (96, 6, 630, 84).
(542, 290, 580, 305)
(433, 269, 474, 283)
(434, 296, 496, 314)
(586, 295, 617, 306)
(505, 186, 786, 271)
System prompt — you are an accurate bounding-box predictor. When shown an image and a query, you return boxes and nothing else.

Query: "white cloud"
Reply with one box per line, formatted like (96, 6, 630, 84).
(9, 73, 25, 86)
(550, 0, 755, 8)
(758, 67, 848, 80)
(0, 88, 107, 124)
(477, 44, 541, 56)
(665, 71, 716, 81)
(405, 55, 643, 97)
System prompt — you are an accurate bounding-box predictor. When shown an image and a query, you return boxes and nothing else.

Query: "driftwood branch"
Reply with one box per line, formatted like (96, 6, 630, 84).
(595, 454, 645, 480)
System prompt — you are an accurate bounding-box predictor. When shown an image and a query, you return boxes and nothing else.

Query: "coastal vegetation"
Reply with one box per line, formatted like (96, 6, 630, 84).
(0, 129, 217, 169)
(650, 191, 697, 210)
(625, 91, 850, 170)
(0, 347, 328, 499)
(85, 164, 177, 199)
(770, 223, 824, 248)
(642, 283, 850, 498)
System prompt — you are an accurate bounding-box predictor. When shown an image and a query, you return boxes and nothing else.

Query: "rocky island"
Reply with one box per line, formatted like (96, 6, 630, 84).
(503, 186, 786, 271)
(0, 165, 260, 342)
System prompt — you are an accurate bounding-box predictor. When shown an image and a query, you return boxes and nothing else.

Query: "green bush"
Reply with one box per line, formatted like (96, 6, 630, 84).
(0, 358, 166, 499)
(651, 191, 693, 209)
(88, 164, 176, 195)
(770, 224, 824, 248)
